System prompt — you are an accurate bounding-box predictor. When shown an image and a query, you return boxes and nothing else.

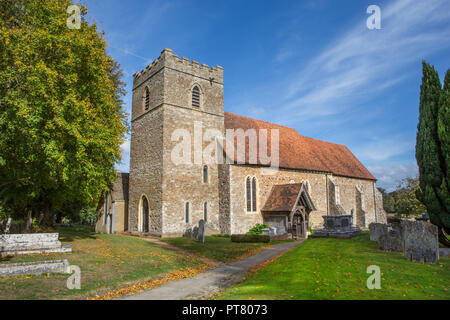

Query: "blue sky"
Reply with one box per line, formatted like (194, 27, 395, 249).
(85, 0, 450, 191)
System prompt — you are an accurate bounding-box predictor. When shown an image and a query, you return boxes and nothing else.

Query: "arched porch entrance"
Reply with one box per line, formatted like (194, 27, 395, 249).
(291, 209, 309, 239)
(261, 182, 316, 240)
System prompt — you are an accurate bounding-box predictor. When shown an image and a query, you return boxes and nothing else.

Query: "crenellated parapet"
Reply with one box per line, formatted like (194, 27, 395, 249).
(133, 48, 224, 90)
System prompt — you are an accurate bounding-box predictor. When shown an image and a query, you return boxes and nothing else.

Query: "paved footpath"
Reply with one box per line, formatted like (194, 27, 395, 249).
(119, 240, 303, 300)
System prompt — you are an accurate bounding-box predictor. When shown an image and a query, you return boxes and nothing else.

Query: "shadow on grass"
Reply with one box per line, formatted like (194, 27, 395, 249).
(57, 225, 97, 242)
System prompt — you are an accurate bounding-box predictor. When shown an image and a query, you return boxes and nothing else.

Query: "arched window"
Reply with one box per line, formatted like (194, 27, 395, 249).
(252, 177, 257, 211)
(144, 87, 150, 110)
(192, 86, 200, 108)
(246, 177, 251, 212)
(185, 202, 190, 223)
(246, 177, 258, 212)
(203, 165, 208, 183)
(203, 202, 207, 222)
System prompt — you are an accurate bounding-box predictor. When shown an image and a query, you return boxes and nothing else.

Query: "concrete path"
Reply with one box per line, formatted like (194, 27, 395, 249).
(119, 240, 303, 300)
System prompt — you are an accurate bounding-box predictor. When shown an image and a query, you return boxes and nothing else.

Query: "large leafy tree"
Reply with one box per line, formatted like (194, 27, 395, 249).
(415, 62, 450, 246)
(0, 0, 127, 226)
(395, 177, 426, 217)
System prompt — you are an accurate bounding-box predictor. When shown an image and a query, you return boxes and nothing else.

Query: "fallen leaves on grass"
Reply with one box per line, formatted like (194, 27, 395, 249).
(87, 262, 215, 300)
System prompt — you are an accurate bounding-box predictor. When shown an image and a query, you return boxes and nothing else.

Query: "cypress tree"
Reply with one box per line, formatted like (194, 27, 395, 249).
(437, 70, 450, 242)
(416, 62, 450, 245)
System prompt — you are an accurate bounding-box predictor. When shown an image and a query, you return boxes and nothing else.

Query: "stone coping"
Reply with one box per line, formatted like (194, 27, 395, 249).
(0, 233, 71, 256)
(0, 259, 70, 276)
(309, 229, 363, 239)
(0, 245, 72, 256)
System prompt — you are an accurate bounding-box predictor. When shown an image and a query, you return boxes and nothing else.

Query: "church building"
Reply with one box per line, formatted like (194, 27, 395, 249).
(96, 48, 386, 237)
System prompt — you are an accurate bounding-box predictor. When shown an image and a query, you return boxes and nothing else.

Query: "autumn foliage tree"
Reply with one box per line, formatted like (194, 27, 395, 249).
(395, 177, 426, 217)
(415, 62, 450, 246)
(0, 0, 127, 226)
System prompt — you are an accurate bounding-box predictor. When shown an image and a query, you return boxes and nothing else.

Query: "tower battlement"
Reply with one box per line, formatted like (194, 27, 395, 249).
(133, 48, 223, 89)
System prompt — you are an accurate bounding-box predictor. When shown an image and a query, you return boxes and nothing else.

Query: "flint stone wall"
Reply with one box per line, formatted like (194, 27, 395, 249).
(402, 220, 439, 264)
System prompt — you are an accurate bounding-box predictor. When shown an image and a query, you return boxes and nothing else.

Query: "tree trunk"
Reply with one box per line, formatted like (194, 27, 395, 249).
(25, 210, 33, 232)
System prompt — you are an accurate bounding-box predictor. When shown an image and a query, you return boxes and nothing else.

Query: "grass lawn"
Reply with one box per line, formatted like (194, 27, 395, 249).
(162, 235, 293, 262)
(215, 235, 450, 300)
(0, 226, 207, 300)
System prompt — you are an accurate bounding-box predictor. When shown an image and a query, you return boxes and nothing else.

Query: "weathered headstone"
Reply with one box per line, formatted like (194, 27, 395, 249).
(197, 219, 205, 243)
(402, 220, 439, 264)
(369, 223, 387, 242)
(378, 225, 403, 252)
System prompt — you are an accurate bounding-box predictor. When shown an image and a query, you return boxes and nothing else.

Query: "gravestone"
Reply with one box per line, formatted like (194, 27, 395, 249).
(0, 233, 72, 256)
(197, 219, 205, 243)
(378, 225, 403, 252)
(402, 220, 439, 264)
(369, 223, 387, 242)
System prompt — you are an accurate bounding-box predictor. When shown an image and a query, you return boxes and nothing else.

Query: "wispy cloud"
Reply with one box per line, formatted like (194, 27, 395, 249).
(352, 137, 414, 162)
(369, 162, 418, 191)
(269, 0, 450, 189)
(283, 0, 450, 118)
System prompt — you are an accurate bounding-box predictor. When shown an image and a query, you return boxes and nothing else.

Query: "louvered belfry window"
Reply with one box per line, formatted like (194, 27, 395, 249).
(144, 87, 150, 110)
(192, 86, 200, 108)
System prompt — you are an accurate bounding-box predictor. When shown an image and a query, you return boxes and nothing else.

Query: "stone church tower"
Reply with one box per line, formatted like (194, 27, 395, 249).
(128, 48, 225, 237)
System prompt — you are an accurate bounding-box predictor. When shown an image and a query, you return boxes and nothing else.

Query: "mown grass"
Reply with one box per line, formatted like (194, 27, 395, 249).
(215, 235, 450, 300)
(161, 235, 293, 262)
(0, 226, 206, 300)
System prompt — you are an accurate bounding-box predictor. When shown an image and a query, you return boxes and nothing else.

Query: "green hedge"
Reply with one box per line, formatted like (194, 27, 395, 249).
(231, 234, 270, 243)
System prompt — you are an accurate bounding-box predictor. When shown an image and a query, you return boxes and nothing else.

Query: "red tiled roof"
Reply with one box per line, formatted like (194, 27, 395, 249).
(262, 183, 303, 212)
(224, 112, 376, 180)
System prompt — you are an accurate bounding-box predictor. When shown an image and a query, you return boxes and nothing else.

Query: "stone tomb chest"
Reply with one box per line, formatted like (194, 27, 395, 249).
(311, 215, 362, 238)
(0, 233, 72, 256)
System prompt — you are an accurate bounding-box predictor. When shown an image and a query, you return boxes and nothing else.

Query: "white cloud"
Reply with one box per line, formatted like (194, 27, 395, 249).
(275, 49, 295, 63)
(369, 162, 419, 191)
(353, 137, 414, 162)
(120, 139, 130, 154)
